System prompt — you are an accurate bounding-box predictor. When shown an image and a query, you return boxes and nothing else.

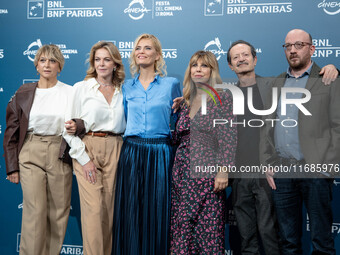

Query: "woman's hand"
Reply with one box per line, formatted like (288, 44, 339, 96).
(65, 120, 77, 135)
(172, 96, 184, 113)
(7, 172, 20, 184)
(320, 64, 339, 85)
(213, 172, 228, 192)
(82, 160, 97, 184)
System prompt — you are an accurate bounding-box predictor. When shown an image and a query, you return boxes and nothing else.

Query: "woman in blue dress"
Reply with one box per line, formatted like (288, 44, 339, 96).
(112, 33, 182, 255)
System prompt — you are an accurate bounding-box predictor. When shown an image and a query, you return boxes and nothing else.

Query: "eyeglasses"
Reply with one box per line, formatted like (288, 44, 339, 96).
(282, 41, 312, 51)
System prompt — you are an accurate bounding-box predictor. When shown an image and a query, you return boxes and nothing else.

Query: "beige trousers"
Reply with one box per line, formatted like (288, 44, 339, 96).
(19, 134, 72, 255)
(73, 135, 123, 255)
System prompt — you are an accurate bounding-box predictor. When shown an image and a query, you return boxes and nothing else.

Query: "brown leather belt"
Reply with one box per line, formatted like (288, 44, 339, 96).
(86, 131, 123, 137)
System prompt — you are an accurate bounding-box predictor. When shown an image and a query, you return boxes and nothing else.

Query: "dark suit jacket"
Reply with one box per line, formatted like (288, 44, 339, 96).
(260, 63, 340, 172)
(3, 82, 85, 175)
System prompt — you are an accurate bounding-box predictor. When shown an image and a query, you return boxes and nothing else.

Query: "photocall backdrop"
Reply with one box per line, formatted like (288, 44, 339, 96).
(0, 0, 340, 254)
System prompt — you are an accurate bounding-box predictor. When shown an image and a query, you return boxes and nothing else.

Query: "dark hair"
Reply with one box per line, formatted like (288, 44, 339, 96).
(227, 40, 256, 64)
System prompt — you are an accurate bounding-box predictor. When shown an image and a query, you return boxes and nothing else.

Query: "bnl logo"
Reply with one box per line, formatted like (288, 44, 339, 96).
(27, 0, 44, 19)
(204, 0, 224, 16)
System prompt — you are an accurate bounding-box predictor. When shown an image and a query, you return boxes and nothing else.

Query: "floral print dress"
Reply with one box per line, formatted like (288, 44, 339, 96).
(170, 91, 237, 254)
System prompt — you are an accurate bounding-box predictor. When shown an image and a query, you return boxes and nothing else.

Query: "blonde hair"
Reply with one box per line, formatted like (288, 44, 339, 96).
(129, 33, 167, 77)
(183, 51, 222, 106)
(85, 41, 125, 87)
(34, 44, 65, 71)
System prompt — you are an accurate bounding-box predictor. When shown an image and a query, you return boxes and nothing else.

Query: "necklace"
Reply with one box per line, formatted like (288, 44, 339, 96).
(96, 79, 113, 87)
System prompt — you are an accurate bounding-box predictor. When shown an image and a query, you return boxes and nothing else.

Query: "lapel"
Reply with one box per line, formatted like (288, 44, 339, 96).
(268, 72, 286, 119)
(255, 75, 270, 105)
(16, 82, 38, 119)
(305, 63, 321, 92)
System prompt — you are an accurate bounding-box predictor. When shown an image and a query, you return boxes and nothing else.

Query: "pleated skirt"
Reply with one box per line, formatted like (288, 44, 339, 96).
(112, 136, 173, 255)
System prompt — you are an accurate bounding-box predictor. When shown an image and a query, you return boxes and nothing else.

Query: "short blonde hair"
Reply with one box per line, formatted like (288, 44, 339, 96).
(129, 33, 167, 77)
(85, 41, 125, 87)
(183, 51, 222, 106)
(34, 44, 65, 71)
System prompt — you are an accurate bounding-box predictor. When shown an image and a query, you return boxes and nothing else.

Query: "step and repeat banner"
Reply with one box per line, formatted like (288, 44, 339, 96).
(0, 0, 340, 254)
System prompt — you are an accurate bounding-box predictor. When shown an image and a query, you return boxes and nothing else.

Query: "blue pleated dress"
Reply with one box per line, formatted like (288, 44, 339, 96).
(112, 75, 181, 255)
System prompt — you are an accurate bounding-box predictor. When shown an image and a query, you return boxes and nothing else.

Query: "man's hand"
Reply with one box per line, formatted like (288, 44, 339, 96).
(266, 167, 276, 190)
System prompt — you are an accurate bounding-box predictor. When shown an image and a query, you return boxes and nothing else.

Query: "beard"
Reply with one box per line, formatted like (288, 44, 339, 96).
(287, 54, 310, 71)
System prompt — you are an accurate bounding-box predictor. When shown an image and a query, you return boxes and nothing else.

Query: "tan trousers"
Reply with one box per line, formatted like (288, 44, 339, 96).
(73, 135, 123, 255)
(19, 134, 72, 255)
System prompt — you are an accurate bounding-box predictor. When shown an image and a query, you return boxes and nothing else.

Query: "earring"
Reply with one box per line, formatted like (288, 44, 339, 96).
(113, 67, 117, 71)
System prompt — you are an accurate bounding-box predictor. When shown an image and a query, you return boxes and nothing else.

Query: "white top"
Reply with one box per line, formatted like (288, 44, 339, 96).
(63, 78, 126, 166)
(28, 81, 73, 136)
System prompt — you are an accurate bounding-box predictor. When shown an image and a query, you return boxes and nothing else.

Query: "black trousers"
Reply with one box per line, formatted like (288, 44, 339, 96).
(232, 178, 280, 255)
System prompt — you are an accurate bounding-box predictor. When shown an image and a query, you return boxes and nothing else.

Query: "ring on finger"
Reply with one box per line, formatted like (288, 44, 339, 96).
(89, 171, 92, 177)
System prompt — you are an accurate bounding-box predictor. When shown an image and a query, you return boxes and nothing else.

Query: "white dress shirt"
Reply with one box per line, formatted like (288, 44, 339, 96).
(28, 81, 73, 135)
(63, 78, 126, 166)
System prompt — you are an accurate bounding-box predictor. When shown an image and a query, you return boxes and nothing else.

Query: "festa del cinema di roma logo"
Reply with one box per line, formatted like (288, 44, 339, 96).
(200, 83, 311, 128)
(318, 0, 340, 15)
(23, 39, 78, 61)
(124, 0, 151, 20)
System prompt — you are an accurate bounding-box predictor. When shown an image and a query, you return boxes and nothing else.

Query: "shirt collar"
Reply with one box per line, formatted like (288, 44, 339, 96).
(89, 78, 100, 90)
(90, 77, 122, 92)
(286, 61, 313, 78)
(132, 73, 161, 86)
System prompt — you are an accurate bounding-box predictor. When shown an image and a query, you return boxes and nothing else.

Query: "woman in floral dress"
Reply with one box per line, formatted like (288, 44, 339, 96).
(170, 51, 237, 254)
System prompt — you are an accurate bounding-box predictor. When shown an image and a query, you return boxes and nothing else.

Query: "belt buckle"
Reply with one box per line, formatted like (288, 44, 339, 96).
(105, 133, 109, 138)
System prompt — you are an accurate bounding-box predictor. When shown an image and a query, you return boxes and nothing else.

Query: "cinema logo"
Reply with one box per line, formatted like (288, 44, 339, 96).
(204, 38, 228, 61)
(226, 0, 292, 15)
(23, 39, 43, 61)
(318, 0, 340, 15)
(124, 0, 151, 20)
(312, 38, 340, 58)
(27, 0, 103, 19)
(115, 41, 177, 59)
(306, 214, 340, 234)
(23, 39, 78, 62)
(125, 0, 183, 20)
(204, 83, 311, 128)
(204, 37, 262, 61)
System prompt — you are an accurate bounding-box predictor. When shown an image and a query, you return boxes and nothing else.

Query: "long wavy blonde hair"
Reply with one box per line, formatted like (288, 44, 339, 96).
(129, 34, 167, 77)
(183, 51, 222, 106)
(85, 41, 125, 87)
